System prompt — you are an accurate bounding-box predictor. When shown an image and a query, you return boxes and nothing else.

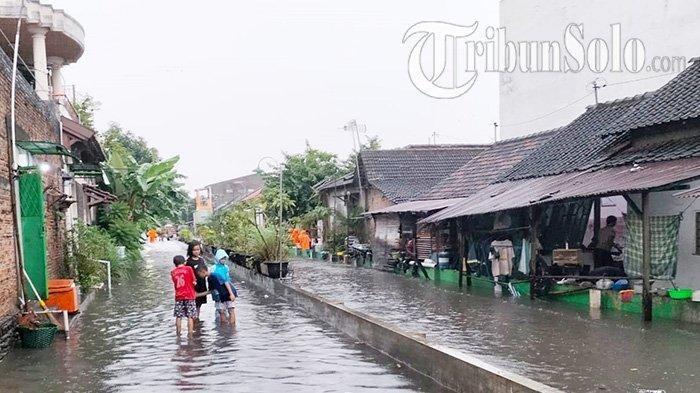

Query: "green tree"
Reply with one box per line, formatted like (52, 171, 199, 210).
(73, 94, 101, 129)
(260, 144, 342, 222)
(103, 149, 188, 224)
(102, 123, 160, 164)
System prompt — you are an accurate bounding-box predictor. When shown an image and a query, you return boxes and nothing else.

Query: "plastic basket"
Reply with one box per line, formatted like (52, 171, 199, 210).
(18, 323, 58, 349)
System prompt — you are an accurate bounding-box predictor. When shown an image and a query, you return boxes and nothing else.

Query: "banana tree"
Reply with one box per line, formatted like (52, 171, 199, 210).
(103, 149, 188, 224)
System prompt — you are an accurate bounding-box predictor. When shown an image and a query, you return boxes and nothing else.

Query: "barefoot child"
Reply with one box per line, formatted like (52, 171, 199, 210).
(196, 264, 237, 326)
(171, 255, 197, 335)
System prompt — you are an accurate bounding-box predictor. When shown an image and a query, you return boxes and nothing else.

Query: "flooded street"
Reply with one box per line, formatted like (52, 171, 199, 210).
(289, 260, 700, 393)
(0, 242, 439, 392)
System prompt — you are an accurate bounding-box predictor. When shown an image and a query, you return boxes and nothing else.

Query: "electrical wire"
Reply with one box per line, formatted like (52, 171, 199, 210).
(500, 92, 593, 129)
(500, 70, 679, 130)
(605, 72, 676, 87)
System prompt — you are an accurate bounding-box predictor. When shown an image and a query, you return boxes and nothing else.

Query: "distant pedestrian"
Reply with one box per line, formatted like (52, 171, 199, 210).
(171, 255, 197, 336)
(186, 241, 208, 319)
(147, 228, 158, 243)
(196, 264, 237, 326)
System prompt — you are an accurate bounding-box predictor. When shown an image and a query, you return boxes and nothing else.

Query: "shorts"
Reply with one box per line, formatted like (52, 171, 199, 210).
(174, 300, 197, 318)
(215, 301, 236, 311)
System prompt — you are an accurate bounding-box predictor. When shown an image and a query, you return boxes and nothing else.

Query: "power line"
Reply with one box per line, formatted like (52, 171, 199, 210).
(605, 72, 676, 87)
(500, 92, 593, 129)
(500, 69, 678, 131)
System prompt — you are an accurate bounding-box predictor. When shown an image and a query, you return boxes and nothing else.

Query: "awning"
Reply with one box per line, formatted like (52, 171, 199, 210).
(421, 157, 700, 223)
(366, 197, 465, 215)
(16, 140, 79, 161)
(82, 184, 117, 207)
(69, 163, 103, 177)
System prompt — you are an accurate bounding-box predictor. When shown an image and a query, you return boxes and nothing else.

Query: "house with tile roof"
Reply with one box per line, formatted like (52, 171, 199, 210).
(362, 131, 558, 266)
(418, 57, 700, 321)
(322, 144, 485, 263)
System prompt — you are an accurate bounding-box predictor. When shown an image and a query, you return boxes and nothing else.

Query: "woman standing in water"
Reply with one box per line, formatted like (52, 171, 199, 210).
(186, 241, 208, 320)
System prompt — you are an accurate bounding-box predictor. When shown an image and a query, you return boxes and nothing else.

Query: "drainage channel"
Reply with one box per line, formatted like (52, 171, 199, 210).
(286, 259, 700, 393)
(232, 263, 561, 393)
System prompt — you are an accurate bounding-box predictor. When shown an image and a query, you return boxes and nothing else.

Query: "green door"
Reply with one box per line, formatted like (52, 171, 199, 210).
(19, 171, 48, 300)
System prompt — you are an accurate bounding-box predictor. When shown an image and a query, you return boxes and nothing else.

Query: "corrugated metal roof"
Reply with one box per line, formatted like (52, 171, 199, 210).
(365, 197, 465, 215)
(421, 157, 700, 223)
(674, 186, 700, 198)
(313, 172, 355, 192)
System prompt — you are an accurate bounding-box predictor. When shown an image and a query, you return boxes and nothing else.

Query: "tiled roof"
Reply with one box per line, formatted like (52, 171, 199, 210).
(593, 134, 700, 169)
(601, 58, 700, 137)
(313, 172, 355, 193)
(419, 130, 557, 200)
(359, 145, 486, 203)
(504, 95, 646, 181)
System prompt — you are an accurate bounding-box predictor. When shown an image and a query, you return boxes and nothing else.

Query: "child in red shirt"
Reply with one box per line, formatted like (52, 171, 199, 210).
(171, 255, 197, 335)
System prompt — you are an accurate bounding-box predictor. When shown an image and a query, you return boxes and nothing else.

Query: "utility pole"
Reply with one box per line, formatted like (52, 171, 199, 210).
(344, 120, 366, 211)
(493, 122, 498, 143)
(431, 131, 439, 145)
(591, 79, 606, 105)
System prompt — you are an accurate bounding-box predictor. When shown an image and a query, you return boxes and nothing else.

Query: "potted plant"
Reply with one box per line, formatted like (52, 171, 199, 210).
(17, 303, 58, 349)
(249, 225, 290, 279)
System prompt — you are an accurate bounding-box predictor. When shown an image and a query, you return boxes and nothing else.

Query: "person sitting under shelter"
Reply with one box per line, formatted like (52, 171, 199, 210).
(594, 215, 623, 269)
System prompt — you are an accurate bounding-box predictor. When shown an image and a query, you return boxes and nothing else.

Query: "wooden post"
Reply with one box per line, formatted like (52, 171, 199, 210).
(642, 192, 652, 322)
(464, 236, 472, 287)
(529, 207, 540, 300)
(593, 198, 601, 245)
(457, 219, 464, 288)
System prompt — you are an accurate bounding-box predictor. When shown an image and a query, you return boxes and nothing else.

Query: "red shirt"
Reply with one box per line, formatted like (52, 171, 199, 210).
(171, 265, 196, 301)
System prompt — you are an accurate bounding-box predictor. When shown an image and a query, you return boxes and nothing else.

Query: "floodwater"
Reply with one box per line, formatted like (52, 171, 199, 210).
(0, 242, 441, 392)
(289, 260, 700, 393)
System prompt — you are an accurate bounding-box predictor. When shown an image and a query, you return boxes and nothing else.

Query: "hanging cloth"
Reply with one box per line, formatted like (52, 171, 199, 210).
(518, 238, 531, 275)
(623, 211, 681, 279)
(490, 240, 514, 277)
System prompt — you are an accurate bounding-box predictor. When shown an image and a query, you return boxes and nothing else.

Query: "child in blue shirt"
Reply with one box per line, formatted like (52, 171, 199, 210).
(196, 263, 237, 326)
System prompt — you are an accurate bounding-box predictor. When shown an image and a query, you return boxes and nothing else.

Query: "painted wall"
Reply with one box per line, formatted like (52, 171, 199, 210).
(499, 0, 700, 138)
(629, 179, 700, 289)
(0, 44, 64, 356)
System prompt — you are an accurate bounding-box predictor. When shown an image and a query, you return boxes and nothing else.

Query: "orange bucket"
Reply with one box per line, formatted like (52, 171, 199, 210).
(619, 289, 634, 303)
(45, 279, 80, 313)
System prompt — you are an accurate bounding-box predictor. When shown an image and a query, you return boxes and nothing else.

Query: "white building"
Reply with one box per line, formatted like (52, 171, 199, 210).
(498, 0, 700, 139)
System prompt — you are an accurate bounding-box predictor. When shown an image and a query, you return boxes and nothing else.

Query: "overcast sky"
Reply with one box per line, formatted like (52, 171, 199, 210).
(49, 0, 498, 191)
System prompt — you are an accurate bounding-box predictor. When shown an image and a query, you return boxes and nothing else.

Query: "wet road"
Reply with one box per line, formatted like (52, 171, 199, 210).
(289, 260, 700, 393)
(0, 242, 440, 392)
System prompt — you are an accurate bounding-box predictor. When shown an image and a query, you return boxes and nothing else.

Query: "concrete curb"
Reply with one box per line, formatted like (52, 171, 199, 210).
(231, 264, 562, 393)
(69, 288, 97, 329)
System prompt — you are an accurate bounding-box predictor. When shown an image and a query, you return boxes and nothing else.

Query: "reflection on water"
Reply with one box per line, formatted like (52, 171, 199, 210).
(0, 242, 439, 392)
(290, 260, 700, 393)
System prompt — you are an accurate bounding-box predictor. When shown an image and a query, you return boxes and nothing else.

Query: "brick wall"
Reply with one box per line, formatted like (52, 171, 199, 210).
(0, 46, 64, 355)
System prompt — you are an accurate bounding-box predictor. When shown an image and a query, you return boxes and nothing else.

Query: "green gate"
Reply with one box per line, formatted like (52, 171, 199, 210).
(19, 170, 48, 300)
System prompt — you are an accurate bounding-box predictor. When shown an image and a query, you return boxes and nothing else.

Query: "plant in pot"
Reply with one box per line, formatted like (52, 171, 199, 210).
(249, 225, 290, 279)
(17, 302, 58, 349)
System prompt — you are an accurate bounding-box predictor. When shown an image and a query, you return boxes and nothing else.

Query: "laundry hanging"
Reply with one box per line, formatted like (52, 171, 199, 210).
(623, 211, 681, 279)
(518, 238, 531, 275)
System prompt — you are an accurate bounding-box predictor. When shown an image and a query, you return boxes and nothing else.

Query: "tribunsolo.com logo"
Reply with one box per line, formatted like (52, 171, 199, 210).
(402, 21, 687, 99)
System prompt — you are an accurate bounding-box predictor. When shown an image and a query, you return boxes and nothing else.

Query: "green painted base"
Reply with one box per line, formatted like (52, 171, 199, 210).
(393, 266, 700, 323)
